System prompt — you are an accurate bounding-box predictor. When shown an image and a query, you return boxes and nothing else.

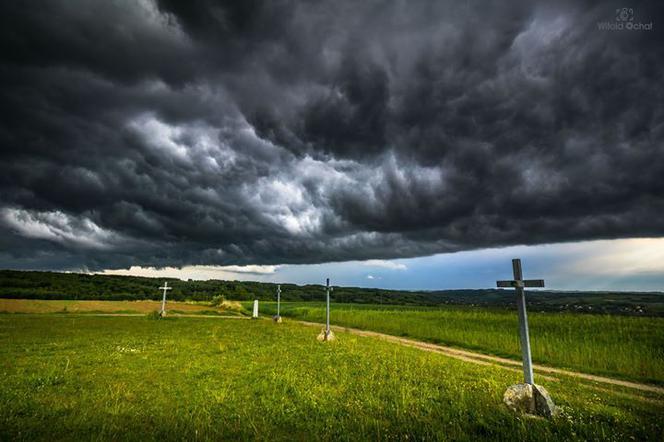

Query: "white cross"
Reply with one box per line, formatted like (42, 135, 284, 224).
(496, 258, 544, 385)
(158, 282, 172, 317)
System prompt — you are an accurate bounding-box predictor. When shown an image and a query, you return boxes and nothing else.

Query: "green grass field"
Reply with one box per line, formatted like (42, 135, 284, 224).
(254, 302, 664, 385)
(0, 315, 662, 441)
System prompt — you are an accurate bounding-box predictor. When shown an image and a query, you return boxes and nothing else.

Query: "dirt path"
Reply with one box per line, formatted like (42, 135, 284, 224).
(297, 320, 664, 396)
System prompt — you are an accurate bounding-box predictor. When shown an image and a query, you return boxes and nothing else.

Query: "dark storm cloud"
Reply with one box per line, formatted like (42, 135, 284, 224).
(1, 0, 663, 271)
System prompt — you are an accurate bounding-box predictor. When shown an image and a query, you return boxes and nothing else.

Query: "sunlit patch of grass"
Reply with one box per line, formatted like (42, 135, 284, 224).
(255, 302, 664, 385)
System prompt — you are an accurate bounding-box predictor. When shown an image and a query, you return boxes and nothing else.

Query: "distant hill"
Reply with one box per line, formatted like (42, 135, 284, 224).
(0, 270, 662, 316)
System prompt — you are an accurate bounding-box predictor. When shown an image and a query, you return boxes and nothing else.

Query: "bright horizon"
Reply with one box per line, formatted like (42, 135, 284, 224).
(95, 237, 664, 292)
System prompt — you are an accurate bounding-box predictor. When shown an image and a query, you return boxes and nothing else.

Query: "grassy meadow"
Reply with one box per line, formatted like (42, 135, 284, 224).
(1, 314, 663, 441)
(255, 302, 664, 385)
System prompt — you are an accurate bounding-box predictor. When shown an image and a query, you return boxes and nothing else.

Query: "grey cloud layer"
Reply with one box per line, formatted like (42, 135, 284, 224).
(1, 0, 663, 270)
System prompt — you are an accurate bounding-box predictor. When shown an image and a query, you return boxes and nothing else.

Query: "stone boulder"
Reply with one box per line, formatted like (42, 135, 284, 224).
(532, 384, 557, 418)
(503, 383, 557, 418)
(317, 329, 336, 342)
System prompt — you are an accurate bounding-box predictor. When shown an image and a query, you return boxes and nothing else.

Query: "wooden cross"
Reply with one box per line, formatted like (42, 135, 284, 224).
(496, 259, 544, 385)
(325, 278, 333, 338)
(158, 282, 172, 317)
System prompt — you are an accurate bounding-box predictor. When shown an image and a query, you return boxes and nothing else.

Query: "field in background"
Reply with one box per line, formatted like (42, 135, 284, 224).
(255, 302, 664, 385)
(0, 315, 662, 441)
(0, 299, 245, 316)
(4, 299, 662, 385)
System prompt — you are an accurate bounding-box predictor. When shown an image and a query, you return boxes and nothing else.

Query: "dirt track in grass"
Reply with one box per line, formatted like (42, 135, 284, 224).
(297, 320, 664, 396)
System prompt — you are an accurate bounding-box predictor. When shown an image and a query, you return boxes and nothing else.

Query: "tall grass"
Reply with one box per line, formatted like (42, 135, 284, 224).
(255, 302, 664, 384)
(0, 315, 662, 440)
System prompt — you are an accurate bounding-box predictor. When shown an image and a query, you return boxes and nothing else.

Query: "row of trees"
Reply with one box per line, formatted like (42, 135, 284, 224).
(0, 270, 438, 304)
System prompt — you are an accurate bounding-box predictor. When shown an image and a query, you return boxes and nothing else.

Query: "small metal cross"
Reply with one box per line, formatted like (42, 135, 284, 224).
(497, 259, 544, 385)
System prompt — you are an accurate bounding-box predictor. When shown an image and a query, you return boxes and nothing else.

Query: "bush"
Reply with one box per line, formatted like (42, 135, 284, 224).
(210, 295, 226, 307)
(146, 311, 161, 320)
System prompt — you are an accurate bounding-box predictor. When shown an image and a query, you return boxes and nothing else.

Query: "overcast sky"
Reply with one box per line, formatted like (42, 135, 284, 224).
(1, 1, 663, 290)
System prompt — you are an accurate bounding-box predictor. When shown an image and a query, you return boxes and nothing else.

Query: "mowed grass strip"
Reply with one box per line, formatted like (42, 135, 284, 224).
(254, 302, 664, 385)
(0, 315, 662, 441)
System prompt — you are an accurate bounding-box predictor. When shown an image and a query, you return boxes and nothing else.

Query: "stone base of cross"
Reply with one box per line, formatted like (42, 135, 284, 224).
(317, 329, 335, 342)
(273, 315, 283, 323)
(503, 383, 557, 418)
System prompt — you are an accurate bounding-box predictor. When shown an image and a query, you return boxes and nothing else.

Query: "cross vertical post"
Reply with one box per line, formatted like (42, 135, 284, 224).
(158, 282, 172, 317)
(512, 259, 534, 385)
(497, 258, 544, 385)
(273, 285, 283, 323)
(325, 278, 331, 336)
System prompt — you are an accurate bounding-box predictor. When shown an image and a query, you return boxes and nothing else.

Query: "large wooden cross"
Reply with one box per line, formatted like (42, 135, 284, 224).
(496, 259, 544, 385)
(158, 282, 172, 317)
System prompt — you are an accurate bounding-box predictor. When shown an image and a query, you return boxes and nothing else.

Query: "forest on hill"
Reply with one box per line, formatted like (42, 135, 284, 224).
(0, 270, 662, 315)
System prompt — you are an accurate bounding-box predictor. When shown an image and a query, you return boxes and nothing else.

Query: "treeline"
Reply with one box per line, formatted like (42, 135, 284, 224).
(0, 270, 436, 304)
(0, 270, 539, 304)
(0, 270, 662, 315)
